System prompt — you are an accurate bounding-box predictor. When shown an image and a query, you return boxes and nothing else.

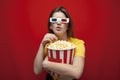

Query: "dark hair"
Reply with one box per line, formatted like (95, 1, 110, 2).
(48, 6, 75, 38)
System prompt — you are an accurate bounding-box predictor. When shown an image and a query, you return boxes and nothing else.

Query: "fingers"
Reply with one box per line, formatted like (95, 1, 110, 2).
(42, 33, 58, 46)
(46, 33, 58, 42)
(50, 72, 60, 78)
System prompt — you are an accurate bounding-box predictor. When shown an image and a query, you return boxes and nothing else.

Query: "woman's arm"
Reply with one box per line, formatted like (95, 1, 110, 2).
(33, 33, 58, 75)
(43, 56, 85, 79)
(33, 43, 44, 75)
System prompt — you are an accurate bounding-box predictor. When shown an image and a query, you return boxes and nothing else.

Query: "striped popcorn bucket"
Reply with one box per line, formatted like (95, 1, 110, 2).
(47, 48, 75, 64)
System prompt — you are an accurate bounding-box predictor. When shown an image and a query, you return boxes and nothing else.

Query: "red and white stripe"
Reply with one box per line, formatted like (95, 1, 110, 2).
(48, 49, 74, 64)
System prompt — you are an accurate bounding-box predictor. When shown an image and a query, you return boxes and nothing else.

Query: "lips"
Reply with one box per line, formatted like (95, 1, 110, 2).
(56, 26, 61, 31)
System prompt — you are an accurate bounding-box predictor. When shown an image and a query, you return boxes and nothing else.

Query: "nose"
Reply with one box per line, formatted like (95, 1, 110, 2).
(57, 21, 61, 24)
(56, 21, 62, 25)
(57, 22, 61, 26)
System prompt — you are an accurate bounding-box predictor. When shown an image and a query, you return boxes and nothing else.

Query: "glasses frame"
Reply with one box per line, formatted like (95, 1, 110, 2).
(50, 17, 69, 23)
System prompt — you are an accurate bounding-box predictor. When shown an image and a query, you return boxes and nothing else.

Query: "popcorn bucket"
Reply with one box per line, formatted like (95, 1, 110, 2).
(47, 48, 75, 64)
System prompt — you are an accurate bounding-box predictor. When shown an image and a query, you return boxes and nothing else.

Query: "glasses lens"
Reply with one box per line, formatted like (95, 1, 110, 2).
(52, 18, 57, 21)
(61, 19, 67, 22)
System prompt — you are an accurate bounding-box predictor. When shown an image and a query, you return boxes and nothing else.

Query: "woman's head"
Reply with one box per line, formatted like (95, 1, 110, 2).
(48, 6, 75, 38)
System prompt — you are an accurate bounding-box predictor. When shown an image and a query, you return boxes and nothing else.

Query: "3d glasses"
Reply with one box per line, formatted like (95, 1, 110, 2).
(50, 17, 69, 23)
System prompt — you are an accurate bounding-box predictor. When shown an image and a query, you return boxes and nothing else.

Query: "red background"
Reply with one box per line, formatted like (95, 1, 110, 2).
(0, 0, 120, 80)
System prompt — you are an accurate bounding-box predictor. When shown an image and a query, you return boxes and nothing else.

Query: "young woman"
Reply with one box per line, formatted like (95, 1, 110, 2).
(33, 6, 85, 80)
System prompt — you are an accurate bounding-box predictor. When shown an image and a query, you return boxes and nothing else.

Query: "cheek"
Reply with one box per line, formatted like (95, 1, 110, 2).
(62, 24, 68, 30)
(50, 26, 52, 29)
(50, 24, 54, 29)
(50, 24, 56, 30)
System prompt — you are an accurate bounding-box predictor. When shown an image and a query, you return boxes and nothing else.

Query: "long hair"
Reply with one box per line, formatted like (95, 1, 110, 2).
(48, 6, 75, 38)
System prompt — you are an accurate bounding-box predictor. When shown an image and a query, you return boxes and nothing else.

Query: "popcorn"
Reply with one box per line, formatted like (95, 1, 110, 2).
(47, 40, 76, 64)
(47, 40, 75, 50)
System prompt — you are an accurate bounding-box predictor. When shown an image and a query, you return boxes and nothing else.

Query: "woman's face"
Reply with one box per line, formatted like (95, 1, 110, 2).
(50, 12, 68, 37)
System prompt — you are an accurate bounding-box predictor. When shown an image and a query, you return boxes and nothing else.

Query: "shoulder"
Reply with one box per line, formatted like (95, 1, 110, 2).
(68, 37, 85, 45)
(69, 37, 85, 57)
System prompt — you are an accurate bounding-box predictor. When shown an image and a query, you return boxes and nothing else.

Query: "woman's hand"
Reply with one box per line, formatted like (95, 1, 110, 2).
(42, 56, 52, 74)
(41, 33, 58, 46)
(43, 56, 60, 77)
(42, 56, 50, 72)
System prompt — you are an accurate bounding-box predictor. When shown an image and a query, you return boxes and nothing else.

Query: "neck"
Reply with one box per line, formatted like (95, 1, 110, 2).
(57, 34, 68, 41)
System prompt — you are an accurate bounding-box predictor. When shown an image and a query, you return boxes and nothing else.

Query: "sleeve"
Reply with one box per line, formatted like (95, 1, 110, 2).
(44, 45, 48, 57)
(74, 40, 85, 58)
